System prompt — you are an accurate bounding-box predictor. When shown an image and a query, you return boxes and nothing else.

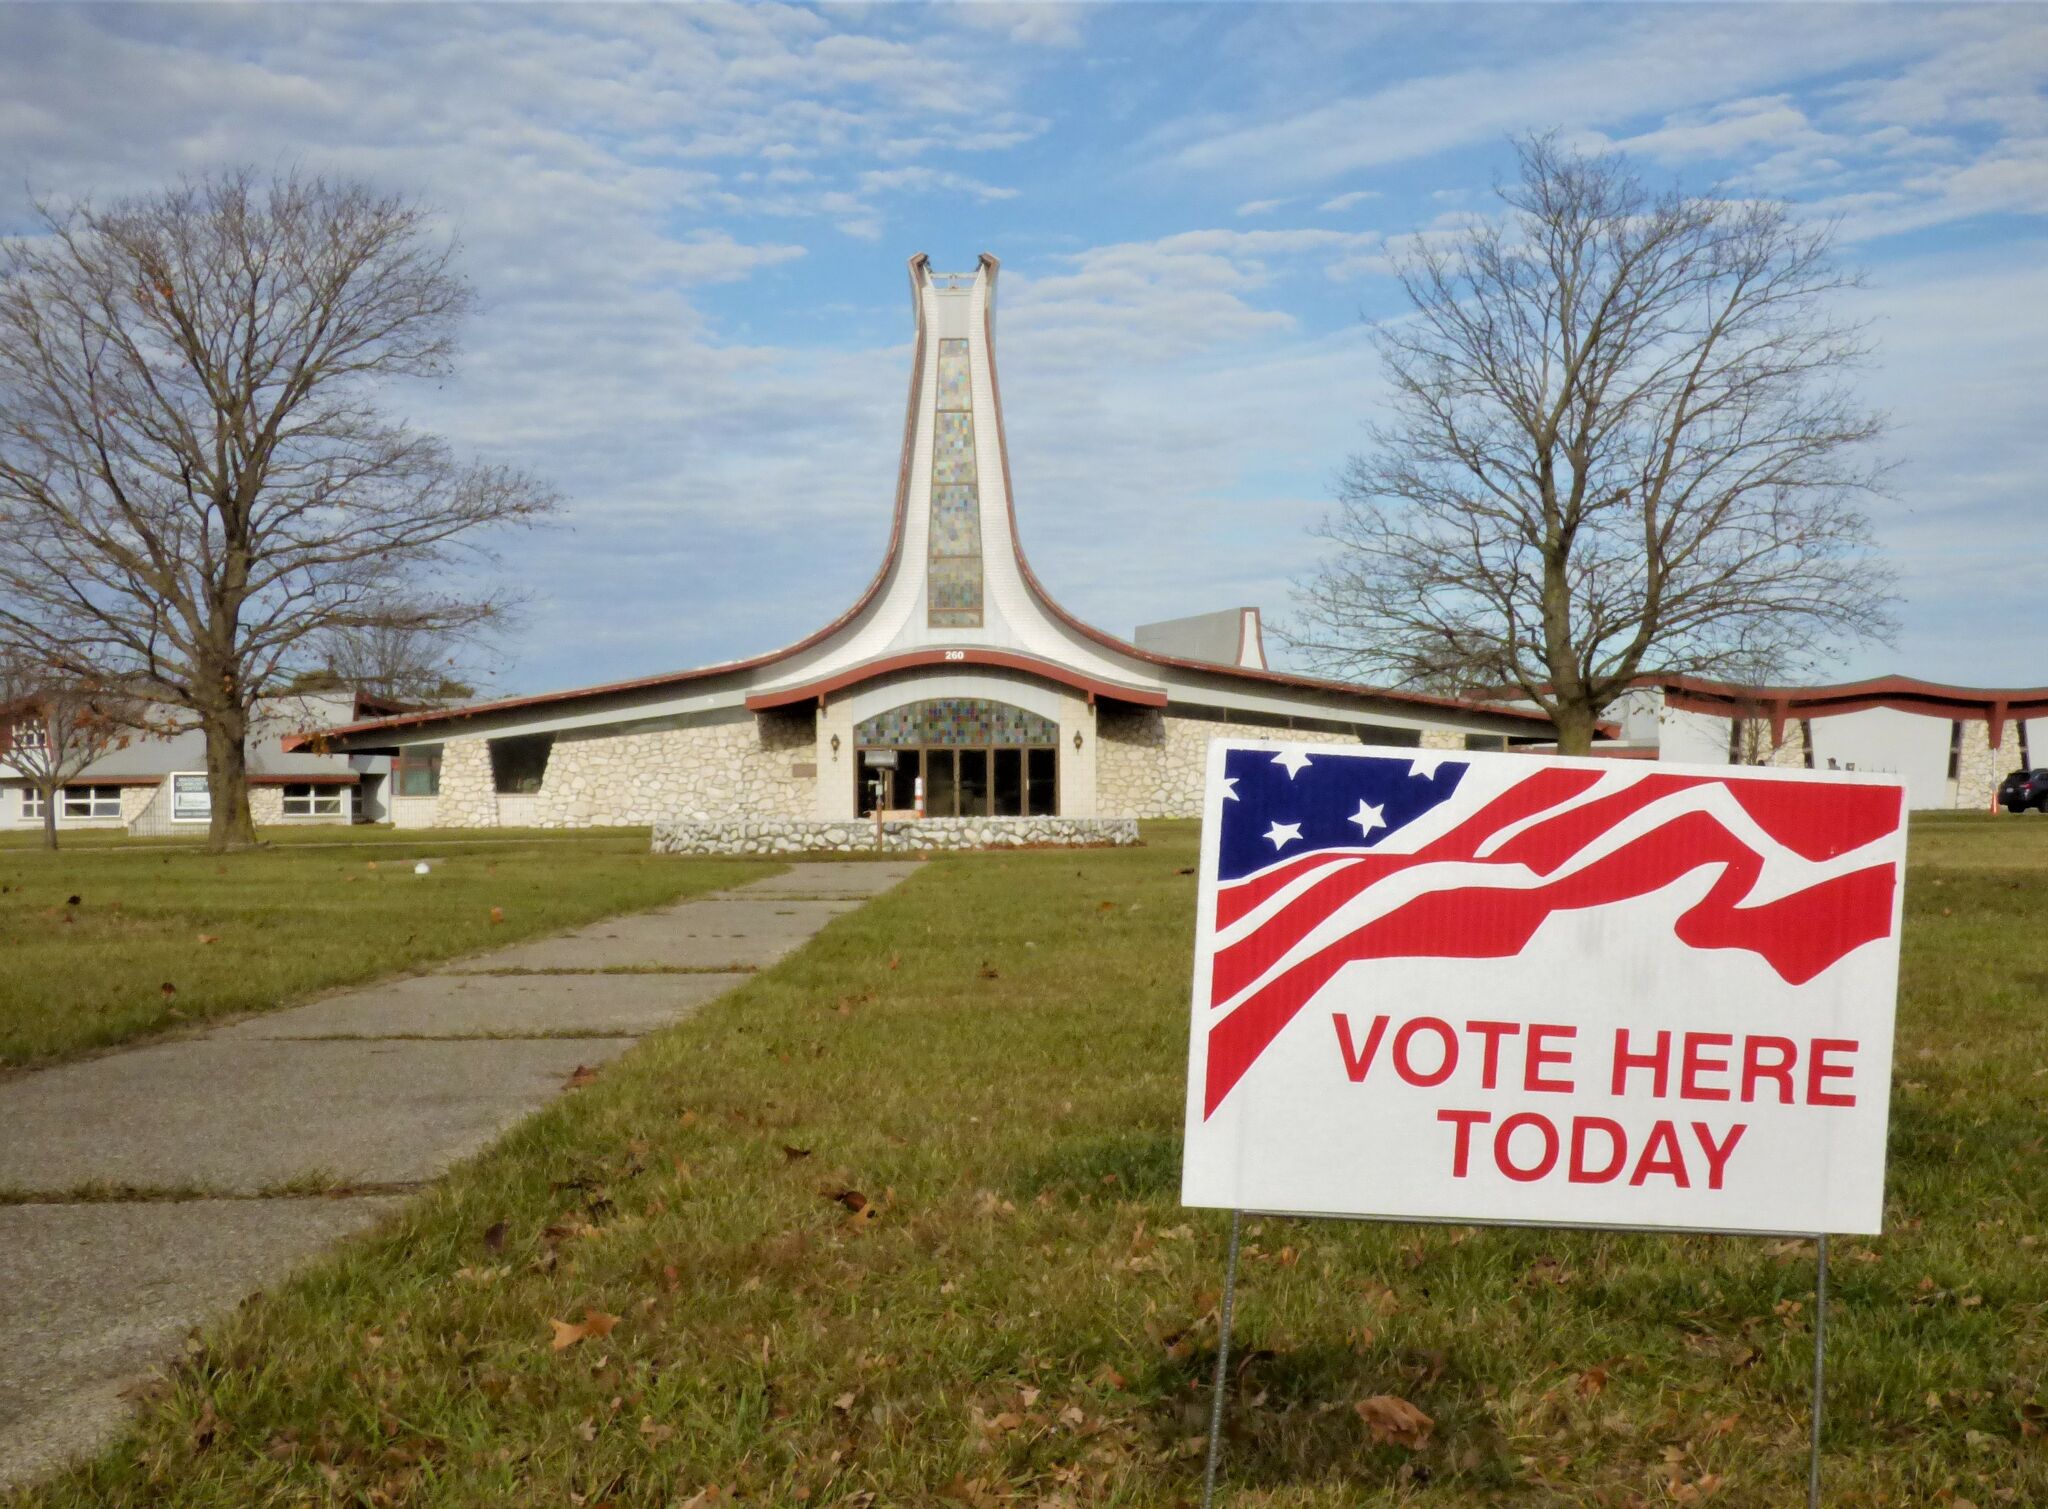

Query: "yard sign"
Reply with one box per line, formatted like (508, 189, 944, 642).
(1182, 741, 1908, 1237)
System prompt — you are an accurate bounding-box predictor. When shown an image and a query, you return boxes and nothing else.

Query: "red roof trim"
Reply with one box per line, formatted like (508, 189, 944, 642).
(307, 257, 934, 749)
(319, 252, 1557, 748)
(744, 647, 1169, 711)
(974, 255, 1557, 731)
(1651, 673, 2048, 723)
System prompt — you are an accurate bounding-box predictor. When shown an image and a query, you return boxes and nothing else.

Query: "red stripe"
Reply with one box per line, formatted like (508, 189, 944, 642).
(1202, 785, 1899, 1118)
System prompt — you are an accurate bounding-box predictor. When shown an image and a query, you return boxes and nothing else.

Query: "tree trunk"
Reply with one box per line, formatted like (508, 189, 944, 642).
(1551, 701, 1599, 757)
(203, 706, 258, 851)
(40, 786, 58, 851)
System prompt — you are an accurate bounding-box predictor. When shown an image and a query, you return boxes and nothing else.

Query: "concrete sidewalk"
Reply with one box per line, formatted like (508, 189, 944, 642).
(0, 859, 919, 1491)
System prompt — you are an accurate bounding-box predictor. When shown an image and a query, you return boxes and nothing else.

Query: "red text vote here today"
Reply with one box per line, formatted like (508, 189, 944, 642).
(1332, 1012, 1864, 1193)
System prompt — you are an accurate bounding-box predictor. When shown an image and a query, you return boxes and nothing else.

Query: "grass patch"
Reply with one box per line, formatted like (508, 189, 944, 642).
(0, 828, 771, 1067)
(12, 817, 2048, 1505)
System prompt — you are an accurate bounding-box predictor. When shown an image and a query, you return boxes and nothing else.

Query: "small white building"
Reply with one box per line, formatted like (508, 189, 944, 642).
(1, 692, 397, 835)
(1600, 675, 2048, 811)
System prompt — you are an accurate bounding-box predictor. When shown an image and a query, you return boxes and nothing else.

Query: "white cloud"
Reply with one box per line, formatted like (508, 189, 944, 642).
(1319, 190, 1380, 212)
(1235, 197, 1290, 217)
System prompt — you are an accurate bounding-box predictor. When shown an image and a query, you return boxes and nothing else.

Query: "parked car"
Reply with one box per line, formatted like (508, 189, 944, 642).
(1999, 769, 2048, 813)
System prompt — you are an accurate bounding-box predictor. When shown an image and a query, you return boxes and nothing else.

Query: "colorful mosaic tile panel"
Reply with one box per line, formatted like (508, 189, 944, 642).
(936, 338, 971, 411)
(857, 698, 1060, 748)
(932, 411, 977, 486)
(928, 554, 983, 612)
(930, 484, 979, 555)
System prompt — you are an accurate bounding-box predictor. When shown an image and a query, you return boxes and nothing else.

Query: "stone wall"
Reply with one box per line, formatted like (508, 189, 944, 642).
(652, 815, 1140, 856)
(535, 712, 816, 829)
(1096, 710, 1385, 820)
(1957, 721, 2023, 811)
(436, 738, 500, 828)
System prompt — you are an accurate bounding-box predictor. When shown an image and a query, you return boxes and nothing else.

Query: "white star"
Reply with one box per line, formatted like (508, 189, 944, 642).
(1219, 776, 1239, 802)
(1408, 751, 1451, 779)
(1348, 799, 1386, 839)
(1272, 748, 1314, 779)
(1263, 820, 1303, 850)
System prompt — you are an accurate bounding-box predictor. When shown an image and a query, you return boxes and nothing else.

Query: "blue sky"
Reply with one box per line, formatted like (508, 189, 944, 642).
(2, 3, 2043, 693)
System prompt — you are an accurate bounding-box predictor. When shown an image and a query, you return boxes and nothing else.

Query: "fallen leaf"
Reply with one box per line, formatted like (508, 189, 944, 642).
(196, 934, 220, 945)
(191, 1399, 224, 1451)
(161, 982, 176, 1000)
(489, 906, 505, 925)
(782, 1145, 813, 1162)
(1355, 1394, 1434, 1450)
(1576, 1365, 1608, 1397)
(821, 1187, 869, 1214)
(550, 1309, 620, 1351)
(977, 963, 1000, 980)
(564, 1064, 600, 1090)
(483, 1220, 507, 1252)
(833, 1391, 857, 1412)
(66, 894, 81, 906)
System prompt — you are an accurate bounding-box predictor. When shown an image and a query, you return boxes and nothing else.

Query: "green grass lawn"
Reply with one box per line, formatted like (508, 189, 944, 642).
(12, 816, 2048, 1506)
(0, 827, 768, 1068)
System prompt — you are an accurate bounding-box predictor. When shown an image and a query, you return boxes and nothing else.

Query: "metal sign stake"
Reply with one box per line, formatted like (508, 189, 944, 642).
(1809, 1231, 1828, 1509)
(1200, 1209, 1243, 1509)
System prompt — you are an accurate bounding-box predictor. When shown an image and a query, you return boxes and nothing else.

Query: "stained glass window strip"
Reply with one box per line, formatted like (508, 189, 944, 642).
(936, 339, 972, 411)
(857, 699, 1059, 749)
(927, 339, 983, 625)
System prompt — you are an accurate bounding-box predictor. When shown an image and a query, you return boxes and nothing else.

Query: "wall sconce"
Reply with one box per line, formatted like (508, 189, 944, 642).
(830, 733, 841, 759)
(1072, 730, 1084, 752)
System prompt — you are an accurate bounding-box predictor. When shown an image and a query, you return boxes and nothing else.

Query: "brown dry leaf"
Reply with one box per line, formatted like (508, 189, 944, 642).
(489, 906, 505, 925)
(196, 933, 220, 945)
(550, 1318, 590, 1351)
(582, 1308, 620, 1339)
(977, 963, 999, 980)
(886, 953, 900, 970)
(1355, 1394, 1434, 1450)
(483, 1220, 507, 1252)
(564, 1064, 600, 1090)
(833, 1391, 857, 1412)
(190, 1399, 224, 1452)
(1575, 1365, 1608, 1397)
(782, 1145, 813, 1162)
(638, 1415, 676, 1444)
(821, 1187, 869, 1214)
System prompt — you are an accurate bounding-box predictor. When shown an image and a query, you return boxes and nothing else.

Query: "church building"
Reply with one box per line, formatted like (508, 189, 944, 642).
(319, 255, 1557, 836)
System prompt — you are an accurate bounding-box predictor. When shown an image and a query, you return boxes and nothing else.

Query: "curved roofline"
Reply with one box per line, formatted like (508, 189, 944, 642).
(743, 646, 1168, 711)
(974, 254, 1557, 730)
(1648, 672, 2048, 705)
(318, 250, 1560, 748)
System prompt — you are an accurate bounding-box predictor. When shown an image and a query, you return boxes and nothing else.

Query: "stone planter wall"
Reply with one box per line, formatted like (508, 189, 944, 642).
(651, 815, 1140, 857)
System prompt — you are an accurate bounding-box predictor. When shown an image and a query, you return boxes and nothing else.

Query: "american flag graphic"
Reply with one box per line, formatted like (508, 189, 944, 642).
(1198, 744, 1905, 1120)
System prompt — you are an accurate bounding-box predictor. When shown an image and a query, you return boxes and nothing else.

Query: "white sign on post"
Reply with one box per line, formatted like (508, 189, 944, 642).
(1182, 742, 1907, 1237)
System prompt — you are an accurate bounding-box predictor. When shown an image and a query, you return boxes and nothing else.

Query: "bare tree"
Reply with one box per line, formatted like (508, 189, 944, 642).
(0, 170, 555, 848)
(308, 621, 481, 706)
(1292, 135, 1895, 754)
(0, 655, 135, 850)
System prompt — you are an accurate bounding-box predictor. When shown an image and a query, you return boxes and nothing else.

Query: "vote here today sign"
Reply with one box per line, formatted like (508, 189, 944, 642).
(1181, 741, 1908, 1236)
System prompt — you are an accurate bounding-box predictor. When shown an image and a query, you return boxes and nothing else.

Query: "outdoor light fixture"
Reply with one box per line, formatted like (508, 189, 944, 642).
(1073, 730, 1084, 752)
(830, 734, 841, 756)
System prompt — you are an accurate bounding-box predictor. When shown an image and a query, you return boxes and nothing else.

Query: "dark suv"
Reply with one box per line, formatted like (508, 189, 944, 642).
(2000, 769, 2048, 813)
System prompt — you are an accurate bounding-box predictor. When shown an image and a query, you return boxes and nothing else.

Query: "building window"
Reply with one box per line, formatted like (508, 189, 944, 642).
(395, 745, 443, 797)
(171, 772, 211, 822)
(62, 784, 122, 819)
(1463, 734, 1509, 752)
(927, 338, 985, 629)
(22, 788, 46, 820)
(490, 734, 554, 795)
(10, 720, 47, 752)
(1947, 720, 1963, 780)
(281, 783, 346, 817)
(855, 698, 1058, 817)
